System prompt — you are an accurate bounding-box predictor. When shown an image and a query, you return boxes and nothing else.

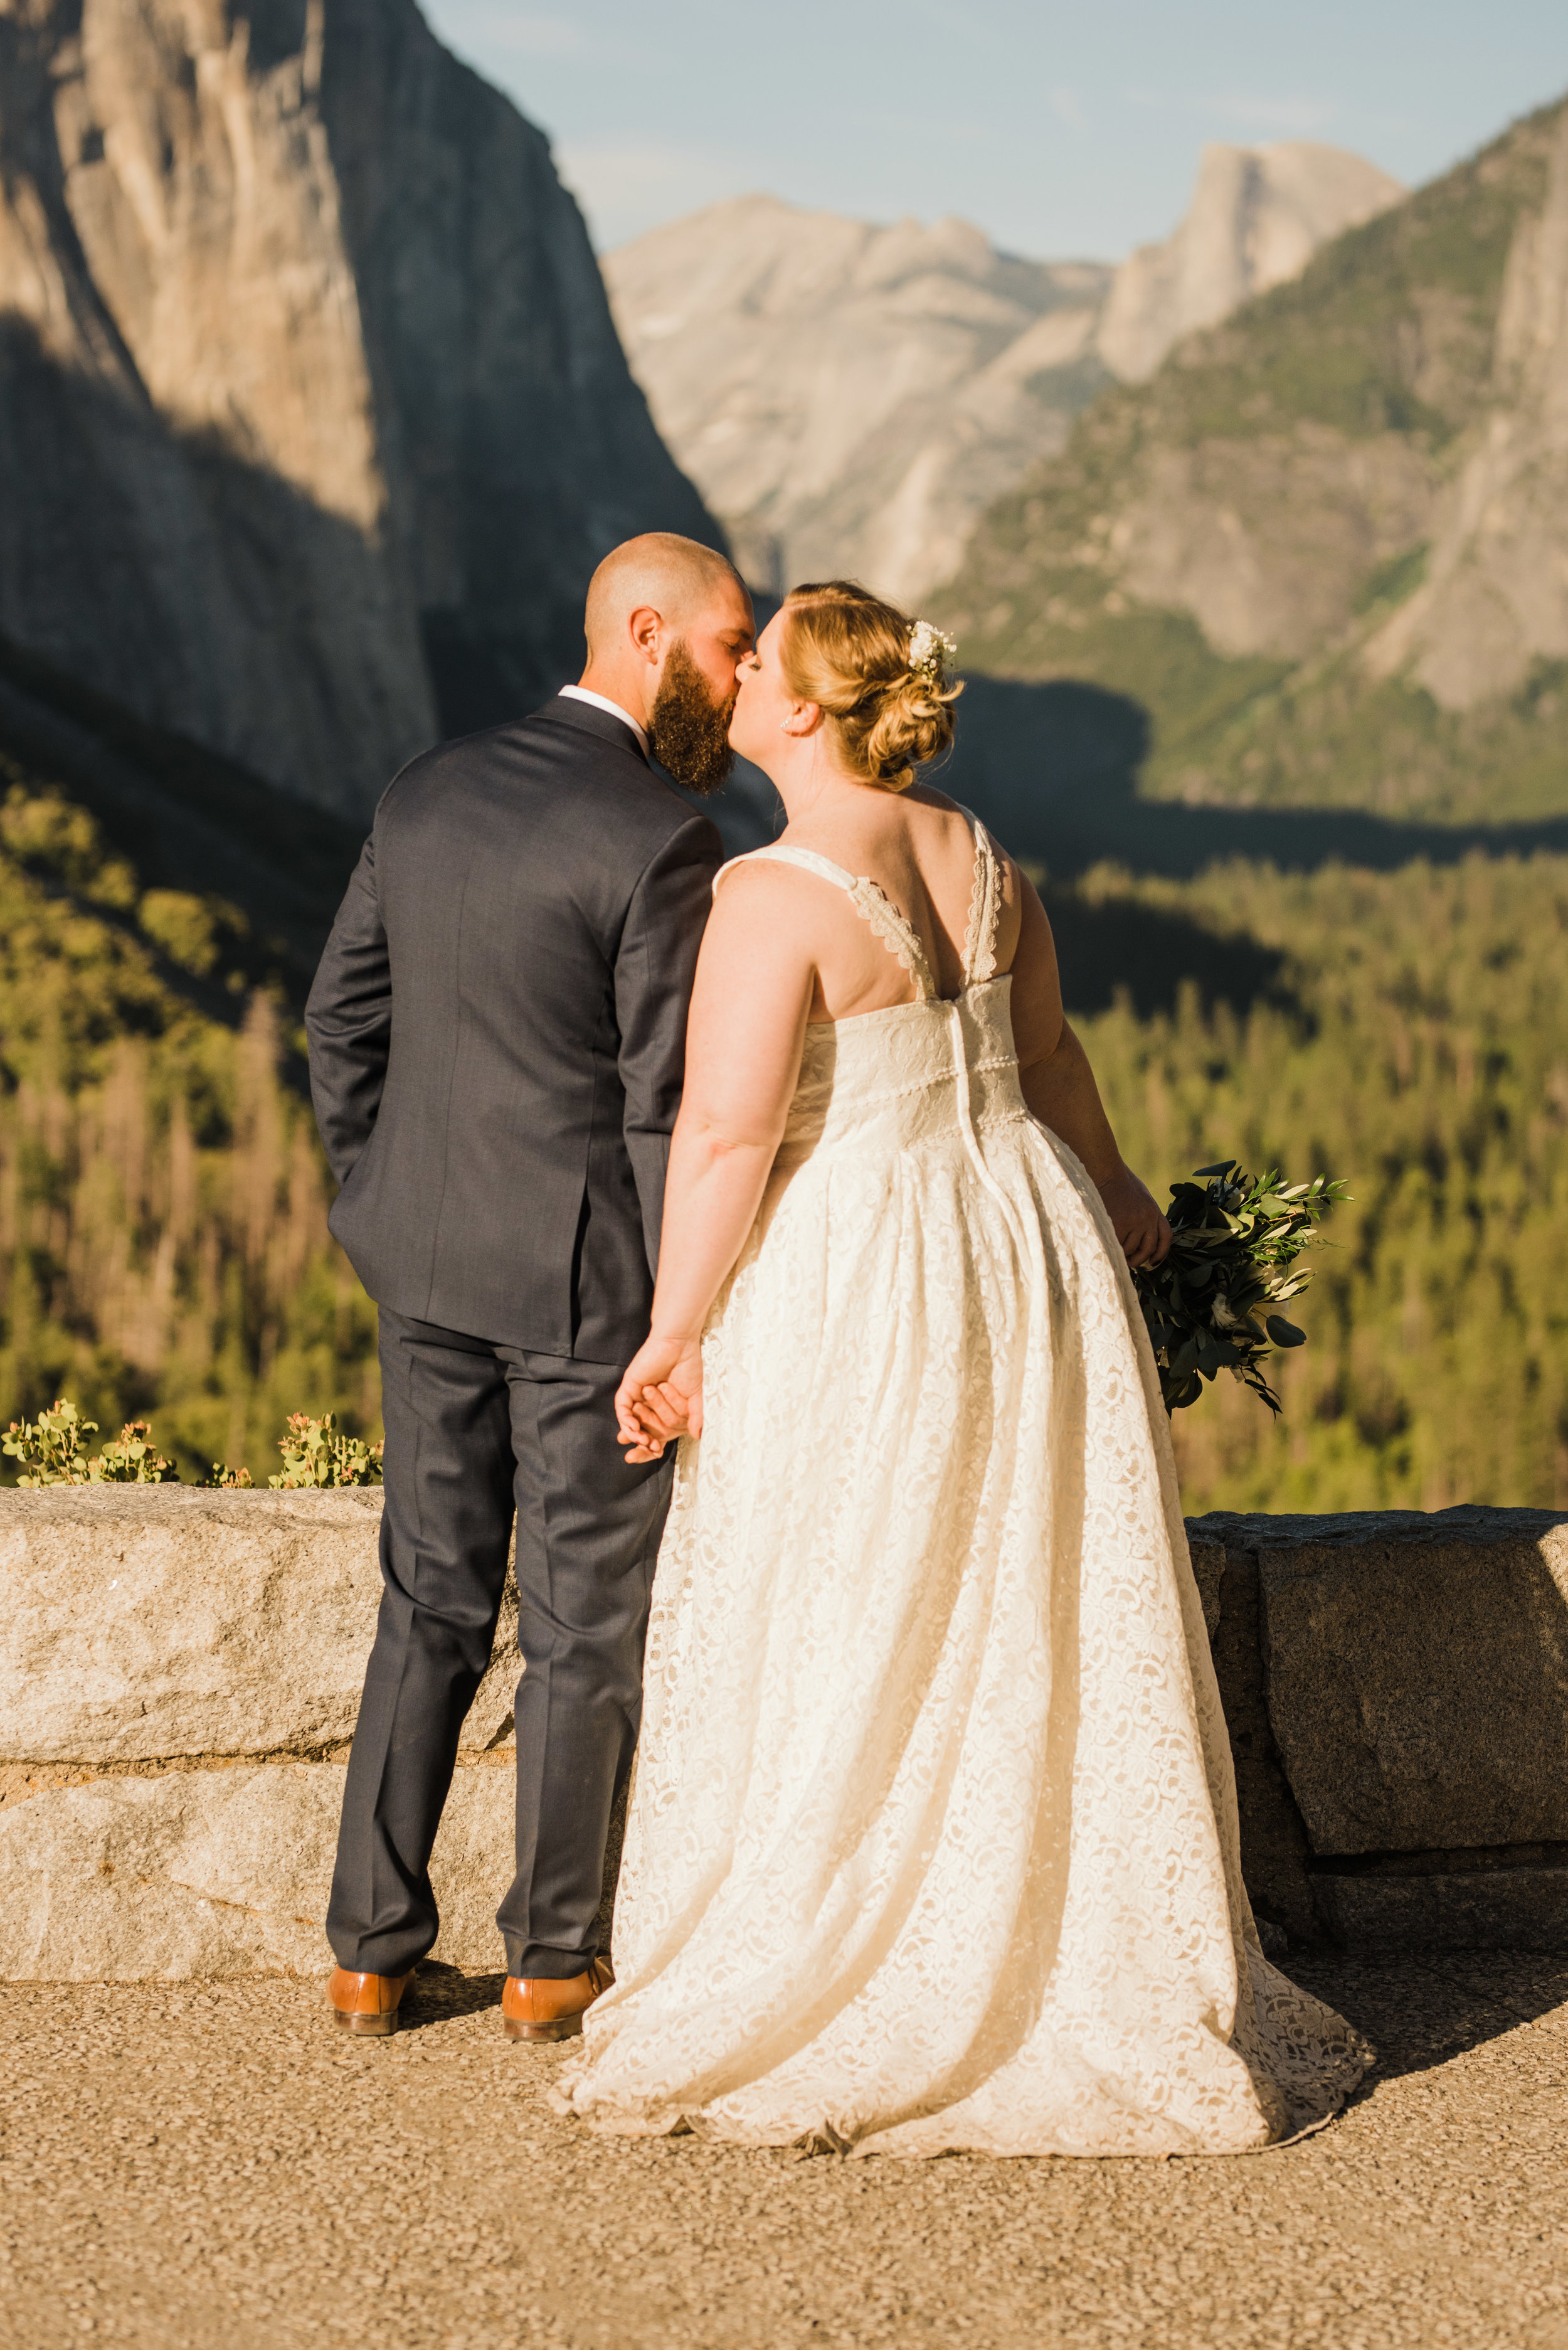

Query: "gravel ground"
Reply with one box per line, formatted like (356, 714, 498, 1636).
(1, 1952, 1565, 2350)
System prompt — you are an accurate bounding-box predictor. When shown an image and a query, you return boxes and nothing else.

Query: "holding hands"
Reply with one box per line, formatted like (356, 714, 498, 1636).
(616, 1333, 703, 1462)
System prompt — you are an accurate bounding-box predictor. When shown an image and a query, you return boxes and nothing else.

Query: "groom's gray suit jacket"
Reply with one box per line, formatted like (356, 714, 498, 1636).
(305, 694, 724, 1361)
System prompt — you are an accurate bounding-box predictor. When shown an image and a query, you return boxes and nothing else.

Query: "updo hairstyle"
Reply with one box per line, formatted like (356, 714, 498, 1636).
(779, 580, 962, 794)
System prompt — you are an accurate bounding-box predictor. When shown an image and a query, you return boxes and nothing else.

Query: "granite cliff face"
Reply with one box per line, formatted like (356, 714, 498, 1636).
(604, 146, 1399, 607)
(1098, 142, 1402, 383)
(937, 98, 1568, 823)
(1363, 105, 1568, 709)
(605, 196, 1111, 605)
(0, 0, 716, 816)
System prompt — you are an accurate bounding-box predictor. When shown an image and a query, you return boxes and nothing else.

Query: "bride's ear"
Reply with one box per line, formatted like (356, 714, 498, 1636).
(780, 701, 822, 738)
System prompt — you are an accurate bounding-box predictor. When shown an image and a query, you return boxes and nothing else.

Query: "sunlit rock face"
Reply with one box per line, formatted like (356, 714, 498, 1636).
(1364, 107, 1568, 709)
(1098, 142, 1404, 383)
(605, 196, 1114, 607)
(603, 147, 1401, 609)
(0, 0, 715, 816)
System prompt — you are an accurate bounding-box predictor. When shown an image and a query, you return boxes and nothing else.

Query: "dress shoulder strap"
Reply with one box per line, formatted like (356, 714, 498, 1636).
(712, 846, 935, 1001)
(712, 845, 858, 896)
(956, 808, 1005, 987)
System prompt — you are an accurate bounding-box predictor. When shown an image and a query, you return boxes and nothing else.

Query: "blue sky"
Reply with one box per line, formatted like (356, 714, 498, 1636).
(421, 0, 1568, 258)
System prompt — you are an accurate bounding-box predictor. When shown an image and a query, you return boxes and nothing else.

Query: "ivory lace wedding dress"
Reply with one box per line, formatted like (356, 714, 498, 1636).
(555, 819, 1371, 2157)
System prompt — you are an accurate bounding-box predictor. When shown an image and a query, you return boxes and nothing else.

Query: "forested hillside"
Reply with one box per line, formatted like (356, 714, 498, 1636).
(1058, 852, 1568, 1513)
(938, 96, 1568, 826)
(0, 674, 376, 1482)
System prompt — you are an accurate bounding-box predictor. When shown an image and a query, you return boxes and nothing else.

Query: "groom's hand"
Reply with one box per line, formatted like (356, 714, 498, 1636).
(615, 1335, 704, 1461)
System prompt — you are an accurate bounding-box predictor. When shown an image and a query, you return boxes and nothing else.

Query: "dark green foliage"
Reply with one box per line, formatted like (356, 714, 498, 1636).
(1136, 1164, 1345, 1413)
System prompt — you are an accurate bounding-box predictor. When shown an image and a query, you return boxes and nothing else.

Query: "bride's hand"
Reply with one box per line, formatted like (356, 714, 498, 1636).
(615, 1334, 704, 1461)
(1098, 1165, 1172, 1269)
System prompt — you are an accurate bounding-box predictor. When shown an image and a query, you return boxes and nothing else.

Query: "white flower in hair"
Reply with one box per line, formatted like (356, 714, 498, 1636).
(908, 619, 958, 688)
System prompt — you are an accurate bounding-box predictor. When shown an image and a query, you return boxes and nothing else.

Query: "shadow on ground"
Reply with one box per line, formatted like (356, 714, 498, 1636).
(1288, 1950, 1568, 2088)
(397, 1964, 507, 2031)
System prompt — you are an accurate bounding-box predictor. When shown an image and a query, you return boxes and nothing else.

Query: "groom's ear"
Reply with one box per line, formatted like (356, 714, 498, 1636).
(628, 604, 665, 664)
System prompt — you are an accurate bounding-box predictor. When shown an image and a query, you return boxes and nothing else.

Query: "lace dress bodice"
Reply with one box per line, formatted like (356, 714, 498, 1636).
(712, 819, 1025, 1179)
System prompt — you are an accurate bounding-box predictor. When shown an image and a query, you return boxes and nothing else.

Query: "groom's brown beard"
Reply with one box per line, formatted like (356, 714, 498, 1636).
(647, 639, 737, 795)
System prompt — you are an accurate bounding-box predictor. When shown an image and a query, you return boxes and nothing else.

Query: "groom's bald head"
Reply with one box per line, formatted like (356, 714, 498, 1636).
(583, 533, 747, 660)
(578, 533, 754, 792)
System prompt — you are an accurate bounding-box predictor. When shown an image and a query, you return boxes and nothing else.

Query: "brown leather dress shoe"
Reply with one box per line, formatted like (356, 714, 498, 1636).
(327, 1967, 413, 2037)
(502, 1955, 615, 2043)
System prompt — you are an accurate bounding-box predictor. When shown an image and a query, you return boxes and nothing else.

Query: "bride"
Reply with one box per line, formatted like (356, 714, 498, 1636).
(554, 582, 1370, 2157)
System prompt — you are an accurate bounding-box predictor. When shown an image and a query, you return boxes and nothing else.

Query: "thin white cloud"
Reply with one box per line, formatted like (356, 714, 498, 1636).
(1048, 85, 1089, 134)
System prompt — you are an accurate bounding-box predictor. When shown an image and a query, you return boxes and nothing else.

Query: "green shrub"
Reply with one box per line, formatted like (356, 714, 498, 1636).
(268, 1412, 384, 1489)
(1, 1401, 375, 1489)
(3, 1399, 96, 1486)
(88, 1420, 181, 1483)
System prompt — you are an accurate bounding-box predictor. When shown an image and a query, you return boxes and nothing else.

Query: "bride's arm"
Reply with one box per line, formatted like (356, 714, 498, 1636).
(616, 866, 818, 1459)
(1009, 878, 1172, 1269)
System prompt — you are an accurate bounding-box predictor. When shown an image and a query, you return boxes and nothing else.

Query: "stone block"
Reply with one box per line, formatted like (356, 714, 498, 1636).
(0, 1760, 515, 1981)
(1254, 1507, 1568, 1855)
(0, 1489, 517, 1765)
(1186, 1533, 1226, 1640)
(1313, 1866, 1568, 1954)
(1186, 1515, 1318, 1943)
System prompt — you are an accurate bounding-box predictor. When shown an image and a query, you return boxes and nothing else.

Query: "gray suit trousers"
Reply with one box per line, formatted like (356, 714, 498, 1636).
(326, 1309, 674, 1980)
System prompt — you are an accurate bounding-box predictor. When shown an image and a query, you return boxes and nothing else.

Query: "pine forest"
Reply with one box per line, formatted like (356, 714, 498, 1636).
(3, 728, 1565, 1510)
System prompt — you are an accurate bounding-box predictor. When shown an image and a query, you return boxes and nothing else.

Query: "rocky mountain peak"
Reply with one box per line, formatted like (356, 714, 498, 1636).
(606, 144, 1401, 608)
(1098, 142, 1405, 382)
(606, 195, 1111, 605)
(1363, 105, 1568, 710)
(936, 93, 1568, 827)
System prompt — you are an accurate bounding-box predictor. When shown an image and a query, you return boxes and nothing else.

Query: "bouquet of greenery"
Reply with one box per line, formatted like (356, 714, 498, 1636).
(1135, 1161, 1347, 1416)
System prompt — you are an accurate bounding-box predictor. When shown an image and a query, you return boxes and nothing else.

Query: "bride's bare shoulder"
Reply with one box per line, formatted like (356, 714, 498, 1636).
(708, 853, 845, 928)
(902, 782, 963, 819)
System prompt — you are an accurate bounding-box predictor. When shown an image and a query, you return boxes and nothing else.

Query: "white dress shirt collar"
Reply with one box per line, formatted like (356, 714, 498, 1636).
(557, 684, 649, 758)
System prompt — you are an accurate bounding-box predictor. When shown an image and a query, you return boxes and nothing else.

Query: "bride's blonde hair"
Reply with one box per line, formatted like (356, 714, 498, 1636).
(780, 581, 962, 793)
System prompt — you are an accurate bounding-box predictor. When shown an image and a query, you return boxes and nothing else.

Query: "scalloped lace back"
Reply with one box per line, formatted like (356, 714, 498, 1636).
(556, 813, 1372, 2159)
(710, 812, 1005, 1008)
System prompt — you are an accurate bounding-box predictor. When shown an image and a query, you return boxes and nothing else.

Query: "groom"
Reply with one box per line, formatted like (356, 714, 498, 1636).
(306, 533, 753, 2039)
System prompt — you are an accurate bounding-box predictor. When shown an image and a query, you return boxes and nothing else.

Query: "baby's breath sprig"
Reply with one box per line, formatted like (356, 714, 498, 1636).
(907, 619, 957, 690)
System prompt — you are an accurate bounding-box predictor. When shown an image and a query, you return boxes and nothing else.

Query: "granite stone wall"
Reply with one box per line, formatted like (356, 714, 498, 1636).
(2, 1491, 1565, 1979)
(1190, 1507, 1568, 1952)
